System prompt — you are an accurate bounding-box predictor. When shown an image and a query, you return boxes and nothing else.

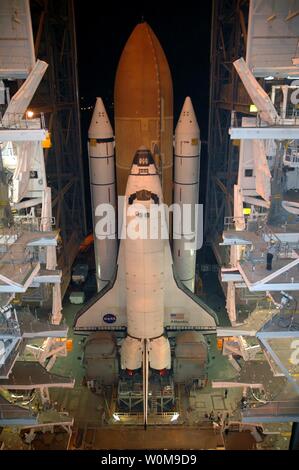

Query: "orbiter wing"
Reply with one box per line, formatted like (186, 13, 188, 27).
(74, 241, 217, 332)
(73, 243, 126, 331)
(163, 244, 218, 331)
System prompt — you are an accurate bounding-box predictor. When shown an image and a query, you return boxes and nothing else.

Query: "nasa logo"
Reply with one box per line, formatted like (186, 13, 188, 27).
(103, 313, 116, 324)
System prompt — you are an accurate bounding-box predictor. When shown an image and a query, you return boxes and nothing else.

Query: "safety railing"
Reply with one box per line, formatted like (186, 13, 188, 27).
(242, 400, 299, 418)
(230, 109, 299, 128)
(224, 214, 267, 232)
(0, 112, 46, 130)
(12, 216, 56, 232)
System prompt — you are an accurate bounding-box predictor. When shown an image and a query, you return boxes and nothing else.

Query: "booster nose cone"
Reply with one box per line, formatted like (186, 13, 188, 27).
(88, 97, 113, 139)
(87, 97, 117, 292)
(175, 96, 200, 136)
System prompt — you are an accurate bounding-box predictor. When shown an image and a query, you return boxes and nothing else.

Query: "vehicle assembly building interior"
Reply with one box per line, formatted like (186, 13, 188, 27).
(0, 0, 299, 452)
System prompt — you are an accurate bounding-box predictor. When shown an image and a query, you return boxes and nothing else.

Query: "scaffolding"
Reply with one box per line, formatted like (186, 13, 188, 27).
(205, 0, 250, 256)
(30, 0, 86, 294)
(209, 0, 299, 436)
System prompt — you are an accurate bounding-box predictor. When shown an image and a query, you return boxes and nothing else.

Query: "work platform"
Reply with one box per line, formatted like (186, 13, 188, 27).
(0, 362, 74, 389)
(0, 306, 68, 379)
(229, 125, 299, 140)
(0, 395, 37, 426)
(238, 257, 299, 292)
(242, 399, 299, 424)
(17, 308, 68, 338)
(0, 229, 60, 293)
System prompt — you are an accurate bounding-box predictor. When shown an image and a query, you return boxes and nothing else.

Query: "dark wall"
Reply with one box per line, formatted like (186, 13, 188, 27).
(74, 5, 212, 229)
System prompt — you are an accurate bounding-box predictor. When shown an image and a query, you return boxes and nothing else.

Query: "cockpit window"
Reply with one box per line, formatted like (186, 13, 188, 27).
(138, 155, 149, 166)
(133, 149, 155, 167)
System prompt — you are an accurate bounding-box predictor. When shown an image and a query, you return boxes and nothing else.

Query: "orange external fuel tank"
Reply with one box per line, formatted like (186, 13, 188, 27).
(114, 22, 173, 206)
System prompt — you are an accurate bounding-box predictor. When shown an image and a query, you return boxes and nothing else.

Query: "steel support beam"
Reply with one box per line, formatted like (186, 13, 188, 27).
(230, 126, 299, 139)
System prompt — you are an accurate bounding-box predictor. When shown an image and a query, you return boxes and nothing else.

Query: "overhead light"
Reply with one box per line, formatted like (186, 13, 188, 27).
(112, 413, 120, 421)
(264, 76, 274, 81)
(250, 104, 258, 112)
(171, 412, 179, 422)
(26, 110, 34, 118)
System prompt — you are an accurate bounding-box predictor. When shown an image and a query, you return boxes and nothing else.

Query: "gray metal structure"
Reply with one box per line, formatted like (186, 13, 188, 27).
(117, 376, 175, 414)
(30, 0, 86, 293)
(205, 0, 250, 257)
(207, 0, 299, 441)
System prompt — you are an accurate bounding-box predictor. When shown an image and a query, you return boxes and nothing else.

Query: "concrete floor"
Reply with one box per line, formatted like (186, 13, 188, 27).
(69, 425, 225, 450)
(48, 275, 292, 450)
(50, 298, 106, 427)
(0, 265, 293, 450)
(46, 293, 238, 449)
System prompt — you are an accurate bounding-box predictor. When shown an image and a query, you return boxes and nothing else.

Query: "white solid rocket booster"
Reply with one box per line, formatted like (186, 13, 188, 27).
(173, 97, 201, 292)
(88, 98, 117, 291)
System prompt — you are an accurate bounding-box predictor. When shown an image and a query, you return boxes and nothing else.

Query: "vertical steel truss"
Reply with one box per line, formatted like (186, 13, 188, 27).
(30, 0, 86, 291)
(205, 0, 249, 252)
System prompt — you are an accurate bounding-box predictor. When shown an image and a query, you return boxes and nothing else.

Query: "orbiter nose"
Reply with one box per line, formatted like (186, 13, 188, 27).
(131, 147, 157, 173)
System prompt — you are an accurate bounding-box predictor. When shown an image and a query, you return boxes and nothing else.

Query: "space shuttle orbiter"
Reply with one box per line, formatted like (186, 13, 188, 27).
(74, 146, 217, 360)
(74, 146, 216, 427)
(74, 22, 218, 426)
(74, 25, 218, 353)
